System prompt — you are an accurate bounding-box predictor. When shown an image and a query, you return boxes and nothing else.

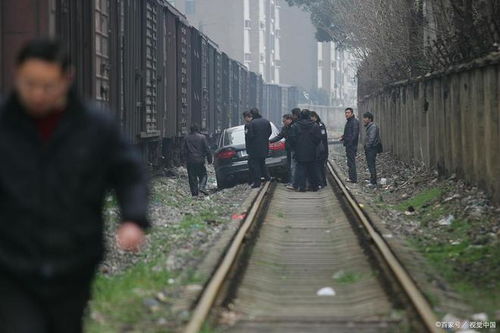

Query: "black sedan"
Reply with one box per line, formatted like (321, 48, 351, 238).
(214, 123, 287, 188)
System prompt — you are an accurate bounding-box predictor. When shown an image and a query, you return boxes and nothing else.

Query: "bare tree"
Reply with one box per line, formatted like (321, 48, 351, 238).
(286, 0, 500, 96)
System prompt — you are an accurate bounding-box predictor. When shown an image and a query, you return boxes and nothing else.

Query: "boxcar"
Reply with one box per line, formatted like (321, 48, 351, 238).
(176, 12, 191, 137)
(163, 3, 179, 139)
(230, 59, 240, 126)
(213, 47, 223, 134)
(239, 64, 249, 114)
(1, 0, 300, 168)
(263, 84, 282, 126)
(221, 53, 231, 130)
(190, 26, 202, 130)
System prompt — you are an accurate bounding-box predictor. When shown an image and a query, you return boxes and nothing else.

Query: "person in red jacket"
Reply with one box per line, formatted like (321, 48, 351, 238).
(0, 39, 149, 333)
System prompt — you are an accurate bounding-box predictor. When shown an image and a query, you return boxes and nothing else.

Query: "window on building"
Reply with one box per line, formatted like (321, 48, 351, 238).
(245, 53, 252, 61)
(244, 19, 251, 29)
(186, 0, 195, 15)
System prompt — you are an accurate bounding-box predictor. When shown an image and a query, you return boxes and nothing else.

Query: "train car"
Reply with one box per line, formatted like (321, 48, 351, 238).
(287, 86, 300, 111)
(249, 72, 258, 110)
(221, 52, 231, 130)
(230, 59, 241, 126)
(256, 74, 264, 113)
(1, 0, 299, 169)
(200, 34, 210, 132)
(190, 26, 202, 130)
(176, 11, 192, 137)
(213, 48, 223, 134)
(207, 39, 222, 136)
(163, 3, 179, 139)
(239, 64, 249, 114)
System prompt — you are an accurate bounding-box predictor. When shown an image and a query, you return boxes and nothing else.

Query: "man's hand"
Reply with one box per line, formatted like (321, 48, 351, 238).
(116, 222, 145, 252)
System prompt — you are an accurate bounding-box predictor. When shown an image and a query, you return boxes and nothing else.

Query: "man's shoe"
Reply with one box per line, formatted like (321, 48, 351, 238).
(286, 185, 296, 190)
(345, 178, 357, 183)
(199, 189, 209, 195)
(251, 183, 261, 188)
(366, 183, 377, 188)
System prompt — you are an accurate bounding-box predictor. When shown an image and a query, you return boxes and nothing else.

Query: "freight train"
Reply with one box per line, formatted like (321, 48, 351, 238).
(0, 0, 299, 168)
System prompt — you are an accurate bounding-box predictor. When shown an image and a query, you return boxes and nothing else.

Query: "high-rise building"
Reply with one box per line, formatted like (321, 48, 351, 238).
(171, 0, 281, 83)
(170, 0, 356, 105)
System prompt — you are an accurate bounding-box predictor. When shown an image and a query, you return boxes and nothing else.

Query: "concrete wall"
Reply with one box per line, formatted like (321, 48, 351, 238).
(359, 53, 500, 203)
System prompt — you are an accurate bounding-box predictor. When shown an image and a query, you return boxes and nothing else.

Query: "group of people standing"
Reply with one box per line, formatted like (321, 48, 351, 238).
(183, 104, 383, 196)
(243, 106, 382, 191)
(341, 108, 382, 187)
(254, 108, 329, 192)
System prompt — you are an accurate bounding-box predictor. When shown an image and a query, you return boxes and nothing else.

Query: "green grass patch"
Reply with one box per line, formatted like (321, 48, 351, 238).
(85, 258, 173, 333)
(86, 205, 220, 332)
(410, 218, 500, 316)
(177, 209, 219, 233)
(333, 270, 364, 284)
(395, 187, 443, 211)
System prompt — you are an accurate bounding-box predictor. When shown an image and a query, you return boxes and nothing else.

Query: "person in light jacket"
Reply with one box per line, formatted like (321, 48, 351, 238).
(362, 111, 381, 187)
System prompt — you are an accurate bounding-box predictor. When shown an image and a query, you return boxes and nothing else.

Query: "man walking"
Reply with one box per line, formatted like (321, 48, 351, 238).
(183, 123, 212, 196)
(245, 108, 271, 188)
(0, 39, 149, 333)
(288, 110, 322, 192)
(340, 107, 359, 183)
(363, 112, 381, 187)
(269, 114, 293, 185)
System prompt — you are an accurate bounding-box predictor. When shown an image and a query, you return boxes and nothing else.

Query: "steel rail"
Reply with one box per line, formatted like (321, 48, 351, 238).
(327, 160, 442, 333)
(184, 181, 272, 333)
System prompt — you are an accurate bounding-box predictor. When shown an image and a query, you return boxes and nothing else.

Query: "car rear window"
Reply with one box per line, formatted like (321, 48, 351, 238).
(223, 127, 245, 146)
(222, 122, 281, 147)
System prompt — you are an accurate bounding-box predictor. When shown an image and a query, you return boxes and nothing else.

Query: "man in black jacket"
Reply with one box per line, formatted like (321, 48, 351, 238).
(288, 110, 322, 192)
(245, 108, 272, 188)
(340, 107, 360, 183)
(269, 113, 293, 183)
(310, 111, 329, 188)
(0, 39, 149, 333)
(183, 123, 212, 196)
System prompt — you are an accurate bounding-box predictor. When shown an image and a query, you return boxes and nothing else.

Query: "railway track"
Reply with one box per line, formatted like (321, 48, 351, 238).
(184, 161, 442, 333)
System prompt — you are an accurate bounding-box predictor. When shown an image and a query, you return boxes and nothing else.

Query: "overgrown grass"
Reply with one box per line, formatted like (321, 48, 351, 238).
(86, 258, 173, 333)
(398, 187, 500, 317)
(86, 199, 220, 332)
(395, 187, 443, 211)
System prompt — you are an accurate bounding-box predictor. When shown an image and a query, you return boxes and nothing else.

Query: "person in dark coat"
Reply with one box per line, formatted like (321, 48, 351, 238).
(363, 112, 382, 187)
(287, 108, 301, 189)
(183, 123, 212, 196)
(288, 109, 322, 192)
(340, 107, 360, 183)
(245, 108, 272, 188)
(269, 113, 293, 184)
(243, 110, 254, 185)
(0, 39, 149, 333)
(310, 111, 329, 188)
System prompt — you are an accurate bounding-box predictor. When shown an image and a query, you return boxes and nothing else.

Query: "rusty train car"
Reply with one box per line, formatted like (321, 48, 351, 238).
(0, 0, 299, 168)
